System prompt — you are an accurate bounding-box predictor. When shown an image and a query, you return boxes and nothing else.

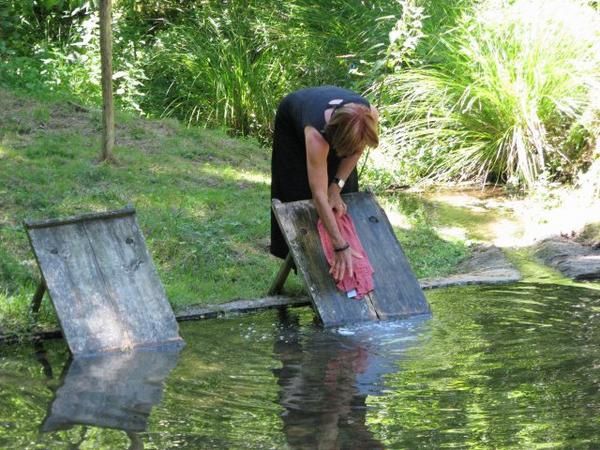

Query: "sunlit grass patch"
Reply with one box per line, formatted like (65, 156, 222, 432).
(0, 89, 282, 332)
(381, 194, 471, 279)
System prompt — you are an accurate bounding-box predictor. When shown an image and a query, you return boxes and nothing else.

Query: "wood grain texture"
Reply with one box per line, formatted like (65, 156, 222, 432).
(25, 210, 182, 356)
(25, 206, 135, 229)
(272, 192, 430, 326)
(177, 295, 311, 321)
(268, 253, 294, 295)
(273, 199, 378, 327)
(347, 192, 430, 319)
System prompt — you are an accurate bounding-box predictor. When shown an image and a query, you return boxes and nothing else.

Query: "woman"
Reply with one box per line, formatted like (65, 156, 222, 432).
(270, 86, 379, 282)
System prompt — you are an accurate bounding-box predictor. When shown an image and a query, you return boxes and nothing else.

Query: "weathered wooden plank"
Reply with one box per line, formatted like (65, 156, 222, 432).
(25, 210, 182, 355)
(41, 346, 181, 433)
(177, 295, 311, 320)
(30, 280, 46, 316)
(27, 222, 126, 354)
(347, 192, 430, 319)
(24, 206, 135, 229)
(272, 192, 429, 326)
(0, 296, 312, 344)
(81, 216, 180, 347)
(272, 199, 379, 327)
(3, 250, 522, 344)
(0, 329, 63, 345)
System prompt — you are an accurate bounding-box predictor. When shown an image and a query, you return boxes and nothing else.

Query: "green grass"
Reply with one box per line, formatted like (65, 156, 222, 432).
(142, 1, 398, 142)
(0, 88, 469, 334)
(383, 193, 472, 278)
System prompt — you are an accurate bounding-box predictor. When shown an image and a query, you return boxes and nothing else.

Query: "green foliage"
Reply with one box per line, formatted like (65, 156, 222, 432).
(374, 0, 600, 189)
(1, 0, 401, 140)
(3, 0, 600, 190)
(145, 6, 286, 139)
(376, 0, 426, 73)
(388, 195, 471, 278)
(399, 220, 469, 279)
(0, 1, 146, 111)
(0, 1, 92, 50)
(0, 1, 93, 92)
(142, 1, 397, 141)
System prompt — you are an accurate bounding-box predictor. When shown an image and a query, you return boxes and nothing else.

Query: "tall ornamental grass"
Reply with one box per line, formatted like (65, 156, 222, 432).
(145, 6, 289, 139)
(2, 0, 399, 140)
(375, 0, 600, 188)
(143, 1, 396, 141)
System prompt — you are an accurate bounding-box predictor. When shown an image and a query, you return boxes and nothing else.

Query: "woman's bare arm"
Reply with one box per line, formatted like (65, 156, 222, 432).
(305, 126, 353, 281)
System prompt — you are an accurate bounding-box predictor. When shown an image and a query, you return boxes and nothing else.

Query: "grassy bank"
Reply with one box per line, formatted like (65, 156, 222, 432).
(0, 88, 469, 334)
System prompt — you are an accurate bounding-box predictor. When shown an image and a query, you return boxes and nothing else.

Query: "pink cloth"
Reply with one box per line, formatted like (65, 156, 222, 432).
(317, 214, 374, 300)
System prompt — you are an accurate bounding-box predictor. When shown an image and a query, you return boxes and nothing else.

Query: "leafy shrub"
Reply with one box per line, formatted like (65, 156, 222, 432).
(0, 2, 147, 111)
(1, 0, 400, 139)
(145, 6, 289, 139)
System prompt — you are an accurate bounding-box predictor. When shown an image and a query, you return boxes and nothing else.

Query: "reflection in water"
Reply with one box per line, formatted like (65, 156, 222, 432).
(40, 345, 182, 448)
(273, 310, 429, 449)
(3, 282, 600, 448)
(367, 282, 600, 448)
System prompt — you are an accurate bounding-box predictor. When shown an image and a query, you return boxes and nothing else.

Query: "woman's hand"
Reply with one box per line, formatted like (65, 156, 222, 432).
(330, 245, 363, 282)
(328, 184, 347, 218)
(330, 246, 353, 282)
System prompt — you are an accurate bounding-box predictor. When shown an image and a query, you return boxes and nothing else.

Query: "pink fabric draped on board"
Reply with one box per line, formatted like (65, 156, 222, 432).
(317, 213, 374, 300)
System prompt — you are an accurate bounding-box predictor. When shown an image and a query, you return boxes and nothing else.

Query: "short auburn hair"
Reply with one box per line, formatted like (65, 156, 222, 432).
(324, 103, 379, 157)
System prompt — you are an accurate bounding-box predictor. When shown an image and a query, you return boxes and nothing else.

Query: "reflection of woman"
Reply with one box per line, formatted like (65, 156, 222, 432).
(270, 86, 379, 281)
(272, 311, 384, 450)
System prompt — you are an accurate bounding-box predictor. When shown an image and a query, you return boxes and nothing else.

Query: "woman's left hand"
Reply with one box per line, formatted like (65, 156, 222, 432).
(328, 185, 347, 217)
(330, 245, 363, 282)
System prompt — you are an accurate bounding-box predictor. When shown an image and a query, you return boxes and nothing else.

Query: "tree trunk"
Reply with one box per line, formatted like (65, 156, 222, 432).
(99, 0, 115, 162)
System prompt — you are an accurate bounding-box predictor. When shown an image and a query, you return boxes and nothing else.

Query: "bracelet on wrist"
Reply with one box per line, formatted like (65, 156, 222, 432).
(333, 242, 350, 252)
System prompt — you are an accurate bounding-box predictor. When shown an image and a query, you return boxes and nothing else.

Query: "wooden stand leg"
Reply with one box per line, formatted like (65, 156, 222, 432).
(30, 280, 46, 317)
(268, 253, 293, 296)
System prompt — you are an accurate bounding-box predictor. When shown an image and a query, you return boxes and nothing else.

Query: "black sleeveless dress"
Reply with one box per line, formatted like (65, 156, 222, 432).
(270, 86, 370, 259)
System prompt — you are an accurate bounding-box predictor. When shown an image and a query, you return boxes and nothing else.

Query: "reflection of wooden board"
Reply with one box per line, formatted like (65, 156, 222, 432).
(272, 192, 430, 327)
(25, 207, 183, 356)
(41, 346, 182, 432)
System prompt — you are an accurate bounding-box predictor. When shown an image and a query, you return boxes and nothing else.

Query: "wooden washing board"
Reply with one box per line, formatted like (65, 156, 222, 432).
(24, 207, 183, 356)
(270, 192, 430, 327)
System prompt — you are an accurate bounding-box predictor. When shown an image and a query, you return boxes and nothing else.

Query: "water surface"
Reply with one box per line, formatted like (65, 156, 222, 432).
(1, 281, 600, 449)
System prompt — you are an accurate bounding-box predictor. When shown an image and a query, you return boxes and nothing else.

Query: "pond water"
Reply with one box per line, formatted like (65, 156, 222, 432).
(2, 280, 600, 449)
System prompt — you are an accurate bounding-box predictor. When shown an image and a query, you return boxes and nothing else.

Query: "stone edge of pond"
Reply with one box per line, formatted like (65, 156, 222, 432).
(421, 244, 521, 289)
(532, 236, 600, 281)
(0, 246, 520, 345)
